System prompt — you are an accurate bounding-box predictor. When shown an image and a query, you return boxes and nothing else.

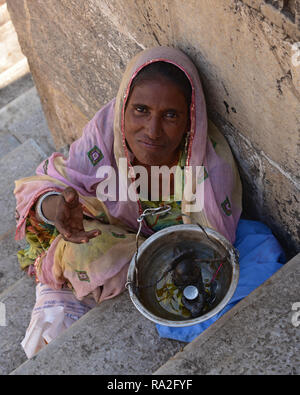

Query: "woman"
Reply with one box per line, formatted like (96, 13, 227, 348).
(15, 46, 243, 357)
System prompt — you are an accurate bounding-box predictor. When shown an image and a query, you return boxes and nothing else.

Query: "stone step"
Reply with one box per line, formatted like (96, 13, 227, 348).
(0, 138, 47, 237)
(0, 136, 47, 374)
(0, 57, 29, 91)
(0, 228, 28, 308)
(0, 129, 20, 160)
(0, 19, 25, 76)
(0, 2, 10, 27)
(0, 275, 36, 375)
(0, 2, 30, 93)
(0, 87, 55, 157)
(0, 72, 34, 110)
(10, 291, 185, 375)
(0, 226, 27, 262)
(0, 252, 25, 294)
(154, 253, 300, 375)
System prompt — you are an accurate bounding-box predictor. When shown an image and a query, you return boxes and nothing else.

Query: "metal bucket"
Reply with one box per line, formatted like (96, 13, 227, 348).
(127, 224, 239, 327)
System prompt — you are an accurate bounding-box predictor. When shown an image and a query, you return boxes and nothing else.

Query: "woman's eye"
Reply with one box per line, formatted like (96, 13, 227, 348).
(135, 106, 147, 113)
(165, 111, 177, 119)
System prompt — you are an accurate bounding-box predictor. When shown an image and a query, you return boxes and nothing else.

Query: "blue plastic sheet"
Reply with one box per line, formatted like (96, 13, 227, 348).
(156, 219, 286, 342)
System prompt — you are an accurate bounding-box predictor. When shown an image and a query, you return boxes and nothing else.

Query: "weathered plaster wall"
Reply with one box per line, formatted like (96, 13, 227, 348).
(7, 0, 300, 255)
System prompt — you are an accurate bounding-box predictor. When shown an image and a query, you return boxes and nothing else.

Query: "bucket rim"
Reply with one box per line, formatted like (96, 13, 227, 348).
(127, 224, 239, 327)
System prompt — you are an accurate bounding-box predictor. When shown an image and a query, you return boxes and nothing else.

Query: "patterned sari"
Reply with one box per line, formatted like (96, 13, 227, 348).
(14, 46, 242, 304)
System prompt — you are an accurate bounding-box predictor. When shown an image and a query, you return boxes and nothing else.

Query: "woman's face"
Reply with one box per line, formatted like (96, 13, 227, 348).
(124, 77, 190, 167)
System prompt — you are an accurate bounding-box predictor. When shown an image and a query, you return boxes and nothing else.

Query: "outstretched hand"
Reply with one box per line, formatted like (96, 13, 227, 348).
(54, 187, 101, 244)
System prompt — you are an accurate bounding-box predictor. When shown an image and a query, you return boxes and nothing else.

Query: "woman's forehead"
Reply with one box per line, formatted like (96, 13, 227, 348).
(128, 79, 188, 109)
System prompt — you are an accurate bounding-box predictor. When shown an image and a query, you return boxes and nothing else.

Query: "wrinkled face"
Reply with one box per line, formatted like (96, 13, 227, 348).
(124, 77, 190, 166)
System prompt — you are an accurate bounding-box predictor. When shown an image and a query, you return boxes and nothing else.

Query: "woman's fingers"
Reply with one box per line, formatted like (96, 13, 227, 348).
(55, 189, 101, 243)
(75, 229, 102, 243)
(54, 220, 72, 239)
(55, 220, 85, 243)
(85, 229, 102, 239)
(64, 230, 101, 244)
(55, 224, 101, 244)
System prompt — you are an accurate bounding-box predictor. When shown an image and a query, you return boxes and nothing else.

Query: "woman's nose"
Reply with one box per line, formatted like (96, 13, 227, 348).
(145, 115, 162, 139)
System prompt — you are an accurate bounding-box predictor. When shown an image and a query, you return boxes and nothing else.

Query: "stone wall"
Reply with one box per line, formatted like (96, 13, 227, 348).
(7, 0, 300, 256)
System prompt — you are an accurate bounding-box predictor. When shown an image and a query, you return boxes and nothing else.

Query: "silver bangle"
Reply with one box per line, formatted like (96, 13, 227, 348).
(36, 191, 61, 226)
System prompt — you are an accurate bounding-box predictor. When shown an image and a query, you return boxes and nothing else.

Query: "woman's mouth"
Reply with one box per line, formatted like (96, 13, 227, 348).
(138, 140, 164, 150)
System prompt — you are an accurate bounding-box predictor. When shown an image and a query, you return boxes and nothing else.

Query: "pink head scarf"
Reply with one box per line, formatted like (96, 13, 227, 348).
(113, 46, 242, 242)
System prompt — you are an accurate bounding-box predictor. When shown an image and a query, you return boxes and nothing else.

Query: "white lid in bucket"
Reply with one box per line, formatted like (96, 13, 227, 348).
(183, 285, 199, 300)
